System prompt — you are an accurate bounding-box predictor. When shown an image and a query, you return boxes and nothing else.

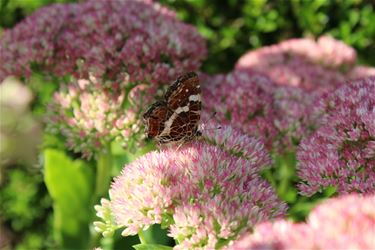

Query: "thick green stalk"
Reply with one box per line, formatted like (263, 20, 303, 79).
(95, 146, 113, 199)
(138, 230, 147, 244)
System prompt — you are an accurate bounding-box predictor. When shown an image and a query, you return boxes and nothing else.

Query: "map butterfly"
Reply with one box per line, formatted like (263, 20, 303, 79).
(142, 72, 201, 144)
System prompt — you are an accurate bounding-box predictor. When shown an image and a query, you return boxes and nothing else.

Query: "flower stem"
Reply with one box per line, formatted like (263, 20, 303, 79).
(138, 230, 147, 244)
(95, 146, 113, 199)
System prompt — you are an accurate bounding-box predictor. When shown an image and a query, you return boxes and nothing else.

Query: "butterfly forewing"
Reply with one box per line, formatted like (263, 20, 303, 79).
(165, 72, 201, 109)
(143, 72, 202, 144)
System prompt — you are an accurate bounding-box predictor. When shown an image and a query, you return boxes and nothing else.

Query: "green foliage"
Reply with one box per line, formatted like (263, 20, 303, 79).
(44, 149, 95, 249)
(133, 244, 173, 250)
(160, 0, 375, 73)
(142, 225, 174, 246)
(0, 0, 75, 28)
(262, 152, 336, 222)
(0, 168, 54, 249)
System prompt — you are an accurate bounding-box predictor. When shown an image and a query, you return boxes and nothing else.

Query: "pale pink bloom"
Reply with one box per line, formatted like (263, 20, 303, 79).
(46, 76, 138, 159)
(308, 194, 375, 249)
(227, 220, 315, 250)
(227, 194, 375, 250)
(96, 127, 286, 249)
(348, 65, 375, 80)
(236, 36, 371, 93)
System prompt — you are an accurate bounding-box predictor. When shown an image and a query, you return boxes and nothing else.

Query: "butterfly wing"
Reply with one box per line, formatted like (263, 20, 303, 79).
(142, 101, 171, 139)
(165, 72, 201, 110)
(163, 72, 201, 142)
(143, 72, 201, 144)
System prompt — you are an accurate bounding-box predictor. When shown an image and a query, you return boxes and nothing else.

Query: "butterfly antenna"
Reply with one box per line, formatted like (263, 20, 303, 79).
(202, 111, 217, 124)
(200, 111, 221, 131)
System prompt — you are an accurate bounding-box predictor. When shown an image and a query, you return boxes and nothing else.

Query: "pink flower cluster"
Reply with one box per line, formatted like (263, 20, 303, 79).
(46, 75, 140, 159)
(202, 70, 318, 152)
(2, 0, 207, 159)
(204, 37, 374, 152)
(272, 86, 319, 150)
(95, 126, 287, 249)
(297, 77, 375, 196)
(227, 194, 375, 250)
(202, 70, 278, 150)
(236, 36, 375, 93)
(0, 0, 206, 84)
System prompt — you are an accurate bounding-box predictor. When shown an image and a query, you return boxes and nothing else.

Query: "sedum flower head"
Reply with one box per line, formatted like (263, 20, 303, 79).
(307, 194, 375, 249)
(272, 86, 319, 151)
(297, 77, 375, 196)
(202, 124, 272, 170)
(46, 75, 139, 159)
(236, 36, 374, 93)
(202, 70, 278, 150)
(0, 0, 206, 83)
(227, 194, 375, 250)
(95, 126, 287, 249)
(202, 70, 320, 152)
(226, 220, 312, 250)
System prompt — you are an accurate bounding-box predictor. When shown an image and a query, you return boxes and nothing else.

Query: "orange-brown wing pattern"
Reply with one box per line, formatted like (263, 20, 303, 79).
(142, 101, 171, 139)
(143, 72, 202, 144)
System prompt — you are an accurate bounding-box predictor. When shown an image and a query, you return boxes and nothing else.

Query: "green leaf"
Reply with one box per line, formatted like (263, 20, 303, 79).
(133, 244, 173, 250)
(142, 225, 173, 246)
(44, 149, 95, 249)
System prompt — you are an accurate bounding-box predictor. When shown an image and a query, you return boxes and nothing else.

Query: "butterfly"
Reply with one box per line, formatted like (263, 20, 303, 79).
(142, 72, 202, 144)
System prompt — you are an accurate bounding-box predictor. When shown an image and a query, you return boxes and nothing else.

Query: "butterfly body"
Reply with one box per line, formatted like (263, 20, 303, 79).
(142, 72, 201, 144)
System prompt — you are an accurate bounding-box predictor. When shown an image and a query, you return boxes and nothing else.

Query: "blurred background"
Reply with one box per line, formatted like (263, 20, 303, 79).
(0, 0, 374, 249)
(1, 0, 375, 73)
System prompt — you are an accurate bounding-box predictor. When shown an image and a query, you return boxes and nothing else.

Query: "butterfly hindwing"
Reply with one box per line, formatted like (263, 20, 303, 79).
(143, 72, 201, 144)
(142, 101, 171, 139)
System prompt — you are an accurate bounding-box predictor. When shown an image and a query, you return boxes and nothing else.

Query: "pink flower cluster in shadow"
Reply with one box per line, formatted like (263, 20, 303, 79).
(202, 70, 318, 152)
(227, 194, 375, 250)
(0, 0, 206, 84)
(297, 77, 375, 196)
(203, 36, 374, 154)
(95, 126, 287, 249)
(0, 0, 207, 159)
(203, 71, 278, 150)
